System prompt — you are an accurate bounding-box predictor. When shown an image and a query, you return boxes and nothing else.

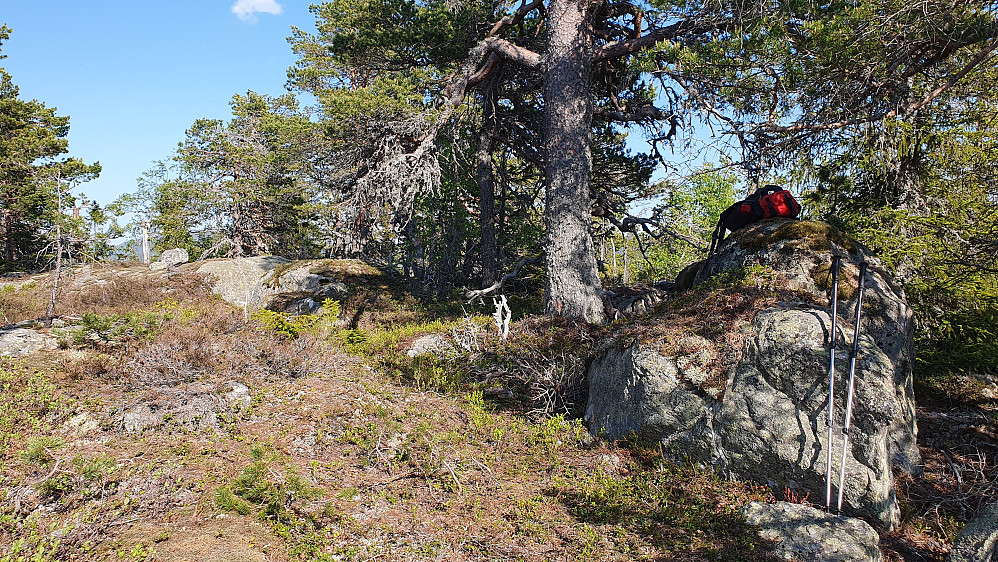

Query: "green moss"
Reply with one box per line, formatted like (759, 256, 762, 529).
(812, 262, 860, 301)
(675, 260, 704, 291)
(738, 220, 857, 254)
(309, 259, 382, 279)
(265, 259, 383, 289)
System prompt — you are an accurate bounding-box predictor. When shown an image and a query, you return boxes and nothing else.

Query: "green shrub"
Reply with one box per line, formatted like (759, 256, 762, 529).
(216, 449, 324, 523)
(73, 310, 172, 347)
(917, 303, 998, 375)
(20, 435, 65, 466)
(0, 362, 66, 456)
(252, 298, 341, 339)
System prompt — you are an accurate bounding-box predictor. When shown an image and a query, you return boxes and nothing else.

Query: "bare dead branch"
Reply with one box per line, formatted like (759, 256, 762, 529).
(464, 254, 542, 302)
(594, 19, 735, 63)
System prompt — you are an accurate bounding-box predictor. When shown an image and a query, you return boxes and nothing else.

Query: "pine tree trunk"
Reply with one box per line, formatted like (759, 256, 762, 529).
(478, 99, 498, 287)
(3, 207, 13, 263)
(542, 0, 607, 324)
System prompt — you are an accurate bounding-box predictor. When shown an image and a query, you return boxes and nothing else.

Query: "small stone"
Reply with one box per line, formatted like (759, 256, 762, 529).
(225, 381, 252, 408)
(742, 501, 883, 562)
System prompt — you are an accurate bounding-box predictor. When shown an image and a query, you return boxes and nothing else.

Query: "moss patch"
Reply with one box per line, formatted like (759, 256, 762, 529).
(812, 261, 863, 301)
(675, 260, 705, 291)
(612, 268, 823, 397)
(738, 220, 856, 254)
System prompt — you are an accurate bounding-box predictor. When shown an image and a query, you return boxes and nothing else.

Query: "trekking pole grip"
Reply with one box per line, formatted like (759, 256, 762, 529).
(849, 262, 869, 359)
(825, 254, 842, 509)
(836, 260, 868, 512)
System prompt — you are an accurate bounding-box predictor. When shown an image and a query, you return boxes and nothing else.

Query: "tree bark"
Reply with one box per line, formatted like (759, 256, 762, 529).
(542, 0, 607, 324)
(478, 90, 499, 287)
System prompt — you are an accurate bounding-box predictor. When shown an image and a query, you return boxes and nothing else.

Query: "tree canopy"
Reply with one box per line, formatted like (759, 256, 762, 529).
(0, 25, 102, 270)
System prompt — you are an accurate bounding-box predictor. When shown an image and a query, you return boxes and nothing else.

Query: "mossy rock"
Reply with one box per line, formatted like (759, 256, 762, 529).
(309, 259, 382, 279)
(737, 220, 856, 255)
(266, 259, 383, 288)
(812, 261, 864, 301)
(675, 260, 705, 291)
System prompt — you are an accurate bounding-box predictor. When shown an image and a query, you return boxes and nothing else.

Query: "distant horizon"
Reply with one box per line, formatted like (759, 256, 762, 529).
(1, 1, 316, 206)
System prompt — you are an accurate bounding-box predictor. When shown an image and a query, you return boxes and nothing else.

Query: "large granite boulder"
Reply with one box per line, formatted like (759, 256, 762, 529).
(197, 256, 291, 312)
(948, 502, 998, 562)
(586, 219, 919, 529)
(197, 257, 377, 315)
(149, 248, 190, 271)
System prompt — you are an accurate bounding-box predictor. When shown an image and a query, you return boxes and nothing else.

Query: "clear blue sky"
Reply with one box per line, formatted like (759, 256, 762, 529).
(2, 1, 316, 205)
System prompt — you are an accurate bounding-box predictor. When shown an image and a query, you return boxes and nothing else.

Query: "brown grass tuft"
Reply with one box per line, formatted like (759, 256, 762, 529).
(59, 270, 210, 316)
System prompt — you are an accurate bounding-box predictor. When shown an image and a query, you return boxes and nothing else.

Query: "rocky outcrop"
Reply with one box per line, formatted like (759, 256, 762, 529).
(742, 501, 883, 562)
(197, 257, 377, 315)
(120, 380, 253, 433)
(948, 502, 998, 562)
(149, 248, 190, 271)
(197, 256, 291, 312)
(0, 328, 57, 357)
(586, 219, 919, 529)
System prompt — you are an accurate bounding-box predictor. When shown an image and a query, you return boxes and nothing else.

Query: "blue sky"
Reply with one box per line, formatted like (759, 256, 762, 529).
(2, 1, 316, 205)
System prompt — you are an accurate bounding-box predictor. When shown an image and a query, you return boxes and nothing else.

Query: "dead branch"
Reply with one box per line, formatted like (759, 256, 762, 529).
(464, 254, 542, 302)
(594, 18, 735, 63)
(444, 38, 542, 106)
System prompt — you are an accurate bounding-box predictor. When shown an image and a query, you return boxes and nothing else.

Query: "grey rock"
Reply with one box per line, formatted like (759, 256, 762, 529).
(719, 307, 902, 528)
(0, 328, 57, 358)
(122, 403, 159, 433)
(225, 381, 252, 409)
(586, 344, 714, 447)
(160, 248, 190, 266)
(586, 220, 918, 529)
(149, 248, 190, 271)
(63, 412, 100, 434)
(270, 265, 349, 297)
(742, 501, 883, 562)
(197, 256, 291, 312)
(948, 502, 998, 562)
(121, 385, 228, 434)
(406, 334, 456, 358)
(696, 219, 919, 474)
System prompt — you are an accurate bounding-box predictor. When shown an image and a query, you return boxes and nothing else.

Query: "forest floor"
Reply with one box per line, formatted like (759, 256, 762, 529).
(0, 263, 994, 561)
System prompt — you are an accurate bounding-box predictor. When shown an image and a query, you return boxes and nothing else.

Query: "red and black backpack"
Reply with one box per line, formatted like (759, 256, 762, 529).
(708, 185, 801, 254)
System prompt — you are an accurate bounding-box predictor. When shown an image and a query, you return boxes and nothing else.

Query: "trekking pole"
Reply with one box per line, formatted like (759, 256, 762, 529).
(825, 255, 842, 510)
(837, 261, 868, 513)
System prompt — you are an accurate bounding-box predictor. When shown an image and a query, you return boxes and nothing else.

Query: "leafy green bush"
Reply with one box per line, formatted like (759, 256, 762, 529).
(252, 298, 341, 339)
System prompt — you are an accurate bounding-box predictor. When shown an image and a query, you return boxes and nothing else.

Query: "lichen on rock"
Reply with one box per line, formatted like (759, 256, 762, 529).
(586, 219, 919, 530)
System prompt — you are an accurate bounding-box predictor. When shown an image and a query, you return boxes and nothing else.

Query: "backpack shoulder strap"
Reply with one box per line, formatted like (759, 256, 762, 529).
(708, 208, 731, 255)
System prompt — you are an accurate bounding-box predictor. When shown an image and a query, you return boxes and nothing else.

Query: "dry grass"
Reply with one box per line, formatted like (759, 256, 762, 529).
(2, 259, 991, 561)
(57, 267, 209, 316)
(0, 279, 48, 325)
